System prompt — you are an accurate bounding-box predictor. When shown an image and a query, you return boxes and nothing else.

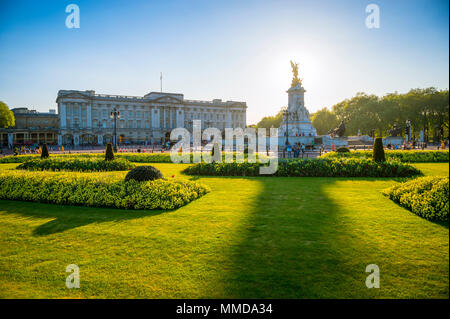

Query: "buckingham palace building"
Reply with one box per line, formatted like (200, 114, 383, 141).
(56, 90, 247, 146)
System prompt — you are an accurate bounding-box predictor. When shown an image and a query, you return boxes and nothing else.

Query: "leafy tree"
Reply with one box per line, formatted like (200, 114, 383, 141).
(0, 101, 15, 128)
(311, 108, 338, 135)
(256, 110, 283, 129)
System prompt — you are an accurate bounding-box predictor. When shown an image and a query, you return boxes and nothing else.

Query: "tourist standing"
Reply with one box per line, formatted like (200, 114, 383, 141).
(293, 144, 299, 158)
(286, 144, 292, 158)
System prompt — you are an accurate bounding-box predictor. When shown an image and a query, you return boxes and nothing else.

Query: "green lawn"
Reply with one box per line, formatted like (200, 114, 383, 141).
(0, 162, 448, 298)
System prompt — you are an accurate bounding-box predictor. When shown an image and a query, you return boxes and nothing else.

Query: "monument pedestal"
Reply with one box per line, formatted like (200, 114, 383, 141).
(322, 135, 348, 148)
(278, 135, 315, 146)
(383, 136, 403, 146)
(278, 83, 317, 144)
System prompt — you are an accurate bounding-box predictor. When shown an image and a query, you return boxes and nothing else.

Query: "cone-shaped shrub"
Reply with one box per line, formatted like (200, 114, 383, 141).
(41, 143, 49, 159)
(372, 137, 386, 162)
(105, 143, 115, 161)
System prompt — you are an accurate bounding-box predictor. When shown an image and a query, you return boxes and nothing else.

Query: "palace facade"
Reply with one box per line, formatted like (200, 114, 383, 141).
(56, 90, 247, 146)
(0, 107, 59, 148)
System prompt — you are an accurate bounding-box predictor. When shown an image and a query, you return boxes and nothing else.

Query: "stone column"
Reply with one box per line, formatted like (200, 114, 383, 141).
(87, 102, 92, 129)
(7, 133, 13, 149)
(60, 103, 67, 128)
(164, 107, 168, 129)
(176, 107, 184, 128)
(58, 134, 62, 146)
(226, 111, 232, 129)
(152, 107, 160, 129)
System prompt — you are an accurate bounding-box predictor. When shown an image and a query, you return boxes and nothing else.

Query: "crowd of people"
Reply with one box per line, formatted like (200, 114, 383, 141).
(284, 143, 309, 158)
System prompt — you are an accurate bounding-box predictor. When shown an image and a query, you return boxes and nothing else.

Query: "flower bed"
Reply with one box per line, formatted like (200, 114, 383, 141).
(16, 158, 135, 172)
(320, 150, 449, 163)
(0, 171, 210, 210)
(382, 176, 449, 222)
(183, 158, 422, 177)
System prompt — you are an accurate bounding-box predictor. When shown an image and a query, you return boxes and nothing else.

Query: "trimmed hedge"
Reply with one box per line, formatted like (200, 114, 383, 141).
(125, 166, 163, 182)
(373, 138, 386, 162)
(336, 147, 350, 153)
(321, 150, 449, 163)
(16, 158, 135, 172)
(105, 143, 115, 161)
(0, 171, 210, 210)
(183, 158, 422, 177)
(382, 176, 449, 222)
(0, 153, 173, 164)
(0, 152, 269, 164)
(41, 143, 49, 159)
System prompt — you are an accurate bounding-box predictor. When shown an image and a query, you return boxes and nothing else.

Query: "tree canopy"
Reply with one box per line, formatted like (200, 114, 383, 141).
(311, 107, 338, 135)
(255, 110, 284, 129)
(0, 101, 15, 128)
(260, 87, 449, 141)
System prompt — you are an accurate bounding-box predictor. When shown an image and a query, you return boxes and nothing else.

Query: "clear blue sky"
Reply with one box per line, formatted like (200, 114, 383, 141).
(0, 0, 448, 124)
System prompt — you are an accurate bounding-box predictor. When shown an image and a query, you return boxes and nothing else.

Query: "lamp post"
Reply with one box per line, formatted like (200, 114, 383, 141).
(282, 107, 294, 145)
(405, 119, 411, 142)
(110, 109, 120, 152)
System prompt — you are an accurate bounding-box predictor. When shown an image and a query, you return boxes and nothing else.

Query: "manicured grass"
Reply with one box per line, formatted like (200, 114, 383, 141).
(412, 163, 449, 176)
(0, 163, 448, 298)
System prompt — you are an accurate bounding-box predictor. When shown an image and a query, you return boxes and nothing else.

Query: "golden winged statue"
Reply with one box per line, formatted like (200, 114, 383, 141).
(290, 60, 302, 88)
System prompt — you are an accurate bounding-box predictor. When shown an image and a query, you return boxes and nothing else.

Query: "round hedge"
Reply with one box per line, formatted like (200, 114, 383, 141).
(336, 147, 350, 153)
(125, 165, 163, 182)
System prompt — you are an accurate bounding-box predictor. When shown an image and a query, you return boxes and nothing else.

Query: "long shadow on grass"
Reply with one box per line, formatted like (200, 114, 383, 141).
(0, 200, 164, 236)
(219, 177, 352, 298)
(219, 176, 449, 298)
